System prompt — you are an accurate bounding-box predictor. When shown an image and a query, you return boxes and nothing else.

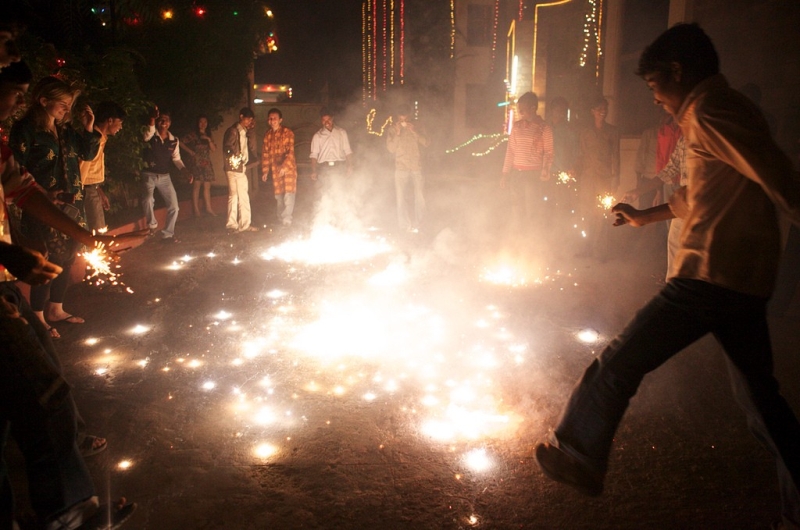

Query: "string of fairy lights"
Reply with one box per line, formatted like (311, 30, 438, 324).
(362, 0, 406, 103)
(579, 0, 603, 77)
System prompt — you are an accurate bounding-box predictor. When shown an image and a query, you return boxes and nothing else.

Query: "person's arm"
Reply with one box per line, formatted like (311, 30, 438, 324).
(282, 129, 297, 177)
(541, 124, 554, 180)
(610, 127, 621, 191)
(342, 130, 354, 176)
(611, 202, 675, 227)
(181, 134, 197, 158)
(309, 132, 320, 180)
(170, 137, 186, 171)
(97, 186, 110, 211)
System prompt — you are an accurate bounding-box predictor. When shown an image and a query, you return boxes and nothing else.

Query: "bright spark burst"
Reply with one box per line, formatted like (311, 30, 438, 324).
(81, 243, 124, 287)
(577, 328, 600, 344)
(598, 193, 617, 210)
(556, 171, 576, 186)
(463, 448, 493, 472)
(117, 459, 133, 470)
(262, 227, 390, 264)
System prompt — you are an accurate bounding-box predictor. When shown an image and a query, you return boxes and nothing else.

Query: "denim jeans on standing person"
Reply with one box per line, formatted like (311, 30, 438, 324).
(142, 172, 180, 238)
(552, 278, 800, 526)
(395, 169, 425, 231)
(275, 192, 295, 226)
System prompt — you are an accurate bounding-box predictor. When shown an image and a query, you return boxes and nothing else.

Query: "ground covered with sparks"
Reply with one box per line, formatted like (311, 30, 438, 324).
(9, 181, 800, 529)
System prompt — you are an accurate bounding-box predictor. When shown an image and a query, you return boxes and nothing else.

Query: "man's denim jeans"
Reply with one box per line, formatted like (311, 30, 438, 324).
(142, 172, 179, 238)
(554, 278, 800, 526)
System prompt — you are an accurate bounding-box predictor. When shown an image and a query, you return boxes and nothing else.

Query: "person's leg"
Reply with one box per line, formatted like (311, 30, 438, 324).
(203, 182, 215, 215)
(82, 186, 105, 233)
(156, 175, 180, 238)
(552, 280, 712, 475)
(0, 289, 95, 522)
(141, 174, 158, 231)
(238, 172, 251, 230)
(395, 170, 411, 230)
(411, 170, 425, 229)
(282, 193, 296, 225)
(715, 301, 800, 527)
(226, 171, 239, 230)
(192, 179, 202, 216)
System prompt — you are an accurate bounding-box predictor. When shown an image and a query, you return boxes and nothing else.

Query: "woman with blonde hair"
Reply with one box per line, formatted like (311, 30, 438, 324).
(9, 75, 101, 337)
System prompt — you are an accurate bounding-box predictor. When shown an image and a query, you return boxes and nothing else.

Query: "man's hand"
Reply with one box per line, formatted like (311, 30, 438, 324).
(93, 229, 150, 255)
(81, 104, 95, 132)
(1, 245, 62, 285)
(310, 172, 318, 181)
(180, 167, 193, 184)
(149, 105, 159, 120)
(98, 187, 111, 211)
(611, 203, 645, 227)
(540, 169, 550, 181)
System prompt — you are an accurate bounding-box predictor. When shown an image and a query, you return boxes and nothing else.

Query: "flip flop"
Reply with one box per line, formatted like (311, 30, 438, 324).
(79, 499, 137, 530)
(50, 314, 85, 324)
(79, 435, 108, 457)
(45, 325, 61, 339)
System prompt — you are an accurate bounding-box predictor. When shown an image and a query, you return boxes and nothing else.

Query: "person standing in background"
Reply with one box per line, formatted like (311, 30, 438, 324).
(261, 108, 297, 227)
(79, 100, 126, 233)
(386, 103, 429, 233)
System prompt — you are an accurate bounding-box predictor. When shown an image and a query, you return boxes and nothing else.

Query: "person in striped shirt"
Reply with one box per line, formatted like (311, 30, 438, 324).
(501, 91, 554, 233)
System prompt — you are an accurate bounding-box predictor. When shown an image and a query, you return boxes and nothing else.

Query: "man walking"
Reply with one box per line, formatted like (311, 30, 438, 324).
(535, 24, 800, 530)
(223, 107, 258, 233)
(79, 101, 126, 233)
(142, 107, 189, 243)
(386, 104, 428, 233)
(261, 108, 297, 227)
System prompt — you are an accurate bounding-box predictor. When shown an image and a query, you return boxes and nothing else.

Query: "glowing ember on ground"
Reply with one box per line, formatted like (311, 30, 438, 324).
(463, 448, 493, 472)
(262, 227, 390, 264)
(117, 460, 133, 470)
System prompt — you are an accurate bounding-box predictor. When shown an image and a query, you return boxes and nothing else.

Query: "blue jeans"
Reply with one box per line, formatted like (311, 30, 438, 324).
(0, 283, 94, 523)
(142, 172, 179, 238)
(554, 278, 800, 526)
(395, 169, 425, 230)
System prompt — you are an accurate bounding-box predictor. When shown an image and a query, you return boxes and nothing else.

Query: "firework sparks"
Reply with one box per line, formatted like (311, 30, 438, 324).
(81, 242, 121, 286)
(597, 193, 617, 211)
(556, 171, 576, 186)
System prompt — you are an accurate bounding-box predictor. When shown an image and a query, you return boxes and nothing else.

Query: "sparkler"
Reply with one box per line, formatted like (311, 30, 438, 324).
(556, 171, 576, 186)
(81, 242, 119, 286)
(597, 193, 617, 210)
(228, 153, 245, 171)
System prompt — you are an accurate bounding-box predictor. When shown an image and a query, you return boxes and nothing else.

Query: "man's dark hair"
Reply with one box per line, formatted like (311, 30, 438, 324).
(94, 101, 127, 122)
(319, 107, 332, 118)
(517, 92, 538, 109)
(268, 107, 282, 119)
(636, 23, 719, 81)
(239, 107, 255, 119)
(0, 59, 32, 85)
(589, 94, 608, 110)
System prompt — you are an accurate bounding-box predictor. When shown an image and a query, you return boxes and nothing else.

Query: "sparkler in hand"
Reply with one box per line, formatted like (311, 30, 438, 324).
(228, 153, 245, 171)
(597, 193, 617, 211)
(555, 171, 576, 186)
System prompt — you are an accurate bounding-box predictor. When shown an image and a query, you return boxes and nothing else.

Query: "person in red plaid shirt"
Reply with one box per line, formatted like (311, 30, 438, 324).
(261, 108, 297, 227)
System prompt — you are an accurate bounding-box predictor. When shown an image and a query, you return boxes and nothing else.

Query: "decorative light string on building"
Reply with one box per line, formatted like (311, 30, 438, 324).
(449, 0, 456, 59)
(579, 0, 603, 77)
(366, 109, 393, 136)
(445, 133, 508, 157)
(362, 0, 405, 102)
(490, 0, 501, 72)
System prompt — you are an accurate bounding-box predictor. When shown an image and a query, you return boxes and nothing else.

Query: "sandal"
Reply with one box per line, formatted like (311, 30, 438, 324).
(80, 499, 137, 530)
(45, 325, 61, 339)
(79, 435, 108, 457)
(49, 314, 85, 324)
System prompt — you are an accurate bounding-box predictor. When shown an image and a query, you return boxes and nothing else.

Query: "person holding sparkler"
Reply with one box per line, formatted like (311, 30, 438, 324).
(535, 24, 800, 530)
(0, 57, 137, 530)
(223, 107, 258, 233)
(10, 75, 101, 336)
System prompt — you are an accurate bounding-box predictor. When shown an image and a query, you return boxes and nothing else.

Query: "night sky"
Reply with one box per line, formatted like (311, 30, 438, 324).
(254, 0, 365, 104)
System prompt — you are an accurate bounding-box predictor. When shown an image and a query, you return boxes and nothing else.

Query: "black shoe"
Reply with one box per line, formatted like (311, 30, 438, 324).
(534, 442, 604, 497)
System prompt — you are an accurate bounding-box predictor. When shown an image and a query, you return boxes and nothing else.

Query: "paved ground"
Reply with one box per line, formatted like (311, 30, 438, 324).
(9, 173, 800, 529)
